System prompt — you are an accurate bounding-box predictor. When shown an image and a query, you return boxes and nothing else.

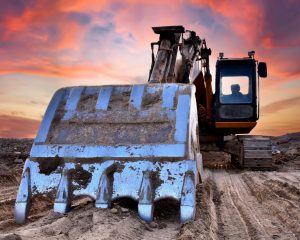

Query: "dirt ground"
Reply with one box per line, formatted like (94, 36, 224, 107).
(0, 134, 299, 240)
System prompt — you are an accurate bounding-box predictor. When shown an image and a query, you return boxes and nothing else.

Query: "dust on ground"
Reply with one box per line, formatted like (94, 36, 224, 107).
(0, 133, 300, 240)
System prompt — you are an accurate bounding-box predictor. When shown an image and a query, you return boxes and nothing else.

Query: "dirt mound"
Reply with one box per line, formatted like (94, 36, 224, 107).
(0, 199, 180, 239)
(273, 153, 295, 165)
(0, 165, 20, 185)
(272, 132, 300, 143)
(0, 138, 300, 239)
(202, 151, 232, 169)
(272, 132, 300, 156)
(272, 133, 300, 170)
(0, 139, 33, 165)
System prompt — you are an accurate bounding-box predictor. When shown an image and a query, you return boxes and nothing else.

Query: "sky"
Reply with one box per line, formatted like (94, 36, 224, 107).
(0, 0, 299, 138)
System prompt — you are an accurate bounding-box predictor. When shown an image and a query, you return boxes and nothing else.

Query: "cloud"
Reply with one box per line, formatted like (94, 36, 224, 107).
(0, 61, 132, 82)
(30, 100, 47, 105)
(90, 23, 114, 35)
(67, 12, 92, 25)
(253, 120, 300, 136)
(259, 0, 300, 49)
(0, 0, 299, 80)
(0, 0, 299, 138)
(261, 97, 300, 115)
(190, 0, 300, 81)
(0, 115, 40, 138)
(0, 0, 25, 20)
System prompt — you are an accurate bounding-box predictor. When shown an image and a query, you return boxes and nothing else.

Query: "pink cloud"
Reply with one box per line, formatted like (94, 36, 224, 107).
(0, 0, 299, 138)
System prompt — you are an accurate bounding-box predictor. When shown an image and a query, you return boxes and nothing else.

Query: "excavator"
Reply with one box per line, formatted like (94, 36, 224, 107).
(15, 25, 271, 224)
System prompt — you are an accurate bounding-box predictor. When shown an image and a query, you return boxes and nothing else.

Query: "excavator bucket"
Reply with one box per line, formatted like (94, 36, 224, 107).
(15, 83, 203, 224)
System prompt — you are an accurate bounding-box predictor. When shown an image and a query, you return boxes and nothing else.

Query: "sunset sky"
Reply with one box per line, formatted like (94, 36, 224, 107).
(0, 0, 299, 138)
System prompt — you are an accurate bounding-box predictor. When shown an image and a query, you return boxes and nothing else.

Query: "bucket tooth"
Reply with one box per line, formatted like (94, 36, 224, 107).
(138, 172, 153, 222)
(95, 171, 113, 209)
(54, 169, 71, 214)
(180, 172, 196, 223)
(15, 168, 31, 224)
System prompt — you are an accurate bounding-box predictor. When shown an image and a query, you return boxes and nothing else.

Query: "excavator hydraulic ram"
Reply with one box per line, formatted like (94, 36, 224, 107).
(15, 83, 203, 224)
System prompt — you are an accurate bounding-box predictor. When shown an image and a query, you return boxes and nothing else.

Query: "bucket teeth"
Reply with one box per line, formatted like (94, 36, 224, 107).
(15, 168, 31, 224)
(54, 169, 71, 214)
(15, 84, 203, 224)
(95, 171, 113, 209)
(180, 172, 196, 223)
(138, 172, 153, 222)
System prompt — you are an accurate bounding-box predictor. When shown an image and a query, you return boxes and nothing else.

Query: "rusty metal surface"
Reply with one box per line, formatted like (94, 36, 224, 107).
(15, 83, 202, 224)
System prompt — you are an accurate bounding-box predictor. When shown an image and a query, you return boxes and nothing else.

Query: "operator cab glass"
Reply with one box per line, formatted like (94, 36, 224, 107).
(219, 67, 252, 104)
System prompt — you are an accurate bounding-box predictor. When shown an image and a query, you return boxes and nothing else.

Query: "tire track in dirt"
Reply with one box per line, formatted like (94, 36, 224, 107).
(176, 169, 300, 240)
(0, 194, 53, 231)
(248, 172, 300, 209)
(262, 172, 300, 204)
(0, 186, 18, 202)
(272, 172, 300, 184)
(264, 179, 300, 204)
(242, 173, 300, 238)
(214, 171, 261, 239)
(177, 170, 221, 240)
(228, 172, 294, 239)
(204, 171, 224, 239)
(0, 186, 18, 224)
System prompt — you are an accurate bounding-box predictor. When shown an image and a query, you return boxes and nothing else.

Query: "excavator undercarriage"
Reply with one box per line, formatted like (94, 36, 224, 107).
(224, 135, 273, 169)
(15, 25, 272, 224)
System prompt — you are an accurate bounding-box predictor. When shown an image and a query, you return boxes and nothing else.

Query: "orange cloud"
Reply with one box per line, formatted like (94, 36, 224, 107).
(0, 0, 299, 138)
(261, 97, 300, 115)
(3, 7, 85, 51)
(0, 115, 40, 138)
(0, 61, 132, 82)
(253, 121, 300, 136)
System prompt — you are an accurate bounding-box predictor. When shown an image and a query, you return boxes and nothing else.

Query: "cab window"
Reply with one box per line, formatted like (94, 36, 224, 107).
(220, 76, 252, 103)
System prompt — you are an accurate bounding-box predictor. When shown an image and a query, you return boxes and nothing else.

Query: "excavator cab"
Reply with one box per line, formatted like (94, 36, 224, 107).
(214, 52, 267, 134)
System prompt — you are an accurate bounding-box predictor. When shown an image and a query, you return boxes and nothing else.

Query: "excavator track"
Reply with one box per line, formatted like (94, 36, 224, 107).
(224, 135, 273, 170)
(239, 136, 273, 169)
